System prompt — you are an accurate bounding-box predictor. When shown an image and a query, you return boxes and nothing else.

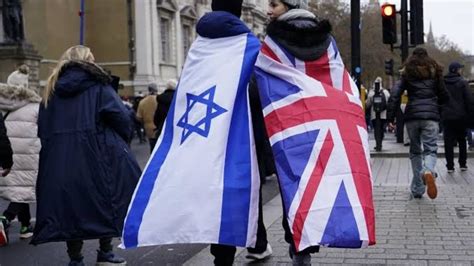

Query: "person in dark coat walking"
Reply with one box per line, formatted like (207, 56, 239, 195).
(154, 79, 176, 139)
(441, 62, 472, 173)
(0, 112, 13, 246)
(388, 48, 449, 200)
(32, 45, 141, 266)
(0, 112, 12, 178)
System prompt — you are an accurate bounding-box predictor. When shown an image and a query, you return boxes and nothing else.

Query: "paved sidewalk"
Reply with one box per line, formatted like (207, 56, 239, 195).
(186, 156, 474, 265)
(369, 133, 474, 158)
(234, 185, 474, 265)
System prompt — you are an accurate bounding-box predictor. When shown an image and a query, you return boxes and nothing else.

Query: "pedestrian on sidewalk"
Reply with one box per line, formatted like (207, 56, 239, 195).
(137, 83, 158, 152)
(31, 45, 141, 266)
(261, 0, 341, 264)
(388, 48, 449, 200)
(0, 112, 12, 176)
(441, 62, 472, 173)
(366, 77, 390, 151)
(467, 80, 474, 150)
(154, 79, 176, 139)
(205, 1, 273, 265)
(0, 79, 41, 246)
(6, 64, 29, 88)
(389, 81, 410, 145)
(0, 112, 13, 246)
(132, 94, 146, 144)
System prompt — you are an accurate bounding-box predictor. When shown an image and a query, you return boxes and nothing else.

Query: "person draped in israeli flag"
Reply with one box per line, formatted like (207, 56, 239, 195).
(121, 2, 262, 252)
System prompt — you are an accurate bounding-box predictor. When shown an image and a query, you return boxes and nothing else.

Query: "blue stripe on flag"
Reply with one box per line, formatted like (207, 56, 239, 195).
(219, 34, 261, 246)
(330, 36, 339, 59)
(254, 68, 301, 109)
(122, 88, 178, 248)
(321, 181, 362, 248)
(272, 130, 319, 214)
(274, 41, 296, 66)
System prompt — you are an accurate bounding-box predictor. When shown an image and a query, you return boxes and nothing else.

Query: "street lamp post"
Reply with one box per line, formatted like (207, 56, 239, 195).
(79, 0, 85, 45)
(351, 0, 361, 91)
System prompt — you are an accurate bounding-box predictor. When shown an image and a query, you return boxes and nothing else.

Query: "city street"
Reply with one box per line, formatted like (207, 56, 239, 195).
(1, 134, 474, 265)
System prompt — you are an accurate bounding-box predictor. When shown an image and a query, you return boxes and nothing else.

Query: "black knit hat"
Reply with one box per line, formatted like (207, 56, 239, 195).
(211, 0, 243, 18)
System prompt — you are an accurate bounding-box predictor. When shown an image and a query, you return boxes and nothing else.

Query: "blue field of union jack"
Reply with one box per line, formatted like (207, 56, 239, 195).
(255, 36, 376, 251)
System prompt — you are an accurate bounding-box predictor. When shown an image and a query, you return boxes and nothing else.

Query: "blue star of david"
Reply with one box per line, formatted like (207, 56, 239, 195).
(177, 86, 227, 144)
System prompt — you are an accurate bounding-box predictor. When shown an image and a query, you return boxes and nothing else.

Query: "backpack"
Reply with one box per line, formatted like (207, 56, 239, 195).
(372, 90, 387, 113)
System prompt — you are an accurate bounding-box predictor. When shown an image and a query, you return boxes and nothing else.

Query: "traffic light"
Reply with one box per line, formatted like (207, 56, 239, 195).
(381, 3, 397, 44)
(410, 0, 424, 45)
(384, 59, 394, 76)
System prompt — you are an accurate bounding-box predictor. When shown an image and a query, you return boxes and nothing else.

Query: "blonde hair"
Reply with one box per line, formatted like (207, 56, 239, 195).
(43, 45, 95, 107)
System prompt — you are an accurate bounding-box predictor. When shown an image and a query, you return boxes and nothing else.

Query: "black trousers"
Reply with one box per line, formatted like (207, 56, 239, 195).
(443, 120, 467, 169)
(372, 118, 386, 150)
(3, 202, 30, 227)
(149, 138, 157, 153)
(282, 210, 320, 256)
(210, 244, 236, 266)
(66, 238, 113, 261)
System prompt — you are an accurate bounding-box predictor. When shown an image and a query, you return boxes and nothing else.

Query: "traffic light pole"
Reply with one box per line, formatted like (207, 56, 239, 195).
(351, 0, 361, 91)
(400, 0, 409, 62)
(396, 0, 409, 143)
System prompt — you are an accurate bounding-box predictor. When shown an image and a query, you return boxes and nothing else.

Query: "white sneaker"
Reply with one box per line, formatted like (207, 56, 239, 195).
(246, 243, 272, 260)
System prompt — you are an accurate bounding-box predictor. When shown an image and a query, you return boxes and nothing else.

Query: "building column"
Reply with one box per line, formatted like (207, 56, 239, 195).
(175, 9, 183, 77)
(150, 0, 161, 80)
(134, 0, 156, 94)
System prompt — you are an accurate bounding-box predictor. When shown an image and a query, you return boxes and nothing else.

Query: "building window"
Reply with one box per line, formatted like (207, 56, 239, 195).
(182, 24, 192, 58)
(160, 17, 171, 63)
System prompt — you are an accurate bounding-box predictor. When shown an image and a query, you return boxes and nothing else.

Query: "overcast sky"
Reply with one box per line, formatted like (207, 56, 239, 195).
(353, 0, 474, 54)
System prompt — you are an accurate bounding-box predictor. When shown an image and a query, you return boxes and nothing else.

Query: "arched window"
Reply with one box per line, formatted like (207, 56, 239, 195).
(180, 6, 197, 58)
(157, 0, 178, 63)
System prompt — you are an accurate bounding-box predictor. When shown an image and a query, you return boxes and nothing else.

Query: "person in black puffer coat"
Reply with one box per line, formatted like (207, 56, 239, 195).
(154, 79, 176, 139)
(0, 113, 12, 178)
(388, 47, 449, 200)
(441, 62, 472, 172)
(0, 112, 13, 246)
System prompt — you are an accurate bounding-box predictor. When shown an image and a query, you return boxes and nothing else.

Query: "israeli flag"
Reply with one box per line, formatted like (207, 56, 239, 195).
(121, 21, 261, 249)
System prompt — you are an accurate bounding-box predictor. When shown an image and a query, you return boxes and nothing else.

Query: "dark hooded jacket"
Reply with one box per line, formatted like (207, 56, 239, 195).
(0, 112, 13, 170)
(266, 11, 332, 61)
(388, 64, 449, 122)
(249, 10, 332, 179)
(32, 61, 141, 244)
(154, 89, 175, 138)
(441, 72, 472, 123)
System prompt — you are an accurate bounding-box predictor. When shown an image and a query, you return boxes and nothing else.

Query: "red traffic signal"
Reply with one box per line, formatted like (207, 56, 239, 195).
(381, 4, 395, 17)
(381, 3, 397, 44)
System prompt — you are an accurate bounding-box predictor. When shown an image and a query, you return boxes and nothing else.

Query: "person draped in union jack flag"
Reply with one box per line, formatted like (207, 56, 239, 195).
(252, 0, 375, 265)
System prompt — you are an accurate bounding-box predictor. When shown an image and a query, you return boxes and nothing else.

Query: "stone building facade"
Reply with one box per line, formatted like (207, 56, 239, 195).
(17, 0, 267, 96)
(135, 0, 267, 94)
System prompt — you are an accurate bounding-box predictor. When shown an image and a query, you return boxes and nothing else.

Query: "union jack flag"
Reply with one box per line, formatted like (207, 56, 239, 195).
(255, 36, 376, 251)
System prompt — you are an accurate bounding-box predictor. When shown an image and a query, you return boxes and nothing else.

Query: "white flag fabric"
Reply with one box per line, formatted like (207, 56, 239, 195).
(121, 13, 261, 249)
